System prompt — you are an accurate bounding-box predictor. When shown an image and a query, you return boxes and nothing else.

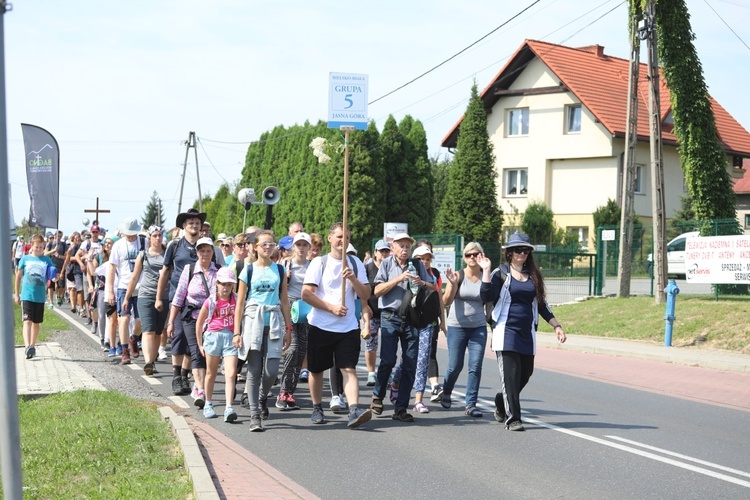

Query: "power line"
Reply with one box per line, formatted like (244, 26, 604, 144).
(703, 0, 750, 52)
(367, 0, 542, 106)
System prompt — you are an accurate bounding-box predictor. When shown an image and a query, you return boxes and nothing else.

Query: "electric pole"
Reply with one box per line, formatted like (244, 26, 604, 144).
(177, 131, 203, 214)
(617, 4, 642, 298)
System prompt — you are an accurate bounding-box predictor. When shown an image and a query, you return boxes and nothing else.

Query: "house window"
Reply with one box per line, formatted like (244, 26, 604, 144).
(566, 104, 581, 133)
(634, 165, 644, 194)
(567, 226, 589, 250)
(505, 169, 528, 197)
(507, 108, 529, 136)
(745, 214, 750, 229)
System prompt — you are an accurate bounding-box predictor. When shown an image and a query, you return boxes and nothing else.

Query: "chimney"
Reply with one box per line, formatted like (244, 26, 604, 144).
(578, 44, 605, 57)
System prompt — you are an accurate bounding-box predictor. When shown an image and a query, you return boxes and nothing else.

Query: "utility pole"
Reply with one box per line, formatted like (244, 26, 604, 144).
(645, 0, 667, 303)
(617, 5, 642, 299)
(177, 131, 203, 214)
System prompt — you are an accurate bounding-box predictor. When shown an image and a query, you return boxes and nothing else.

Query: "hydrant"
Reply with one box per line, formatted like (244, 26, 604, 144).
(664, 279, 680, 347)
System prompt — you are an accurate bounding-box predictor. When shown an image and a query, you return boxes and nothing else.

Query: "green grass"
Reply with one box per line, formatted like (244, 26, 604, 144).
(13, 302, 70, 346)
(1, 391, 192, 499)
(538, 295, 750, 354)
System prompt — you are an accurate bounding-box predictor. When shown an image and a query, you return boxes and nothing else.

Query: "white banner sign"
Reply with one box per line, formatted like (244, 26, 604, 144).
(685, 235, 750, 283)
(328, 72, 368, 130)
(383, 222, 408, 242)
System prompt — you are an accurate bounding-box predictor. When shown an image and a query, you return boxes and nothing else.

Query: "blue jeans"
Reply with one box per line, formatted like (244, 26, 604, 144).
(442, 325, 487, 407)
(373, 312, 419, 411)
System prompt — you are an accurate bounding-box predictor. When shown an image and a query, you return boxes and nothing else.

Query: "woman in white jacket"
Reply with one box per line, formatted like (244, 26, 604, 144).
(479, 232, 566, 431)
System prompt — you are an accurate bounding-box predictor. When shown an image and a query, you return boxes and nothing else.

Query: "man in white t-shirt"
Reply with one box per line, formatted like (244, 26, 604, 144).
(107, 217, 145, 365)
(301, 222, 372, 429)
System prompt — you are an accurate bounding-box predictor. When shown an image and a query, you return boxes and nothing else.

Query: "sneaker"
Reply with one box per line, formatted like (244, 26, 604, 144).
(494, 392, 506, 423)
(310, 406, 326, 424)
(84, 316, 92, 325)
(299, 368, 309, 382)
(275, 392, 289, 410)
(193, 389, 205, 409)
(203, 403, 217, 419)
(465, 405, 483, 418)
(330, 395, 343, 413)
(392, 409, 414, 422)
(507, 421, 525, 431)
(224, 407, 237, 423)
(347, 408, 373, 429)
(143, 362, 155, 376)
(120, 348, 131, 365)
(338, 394, 348, 412)
(180, 376, 191, 395)
(99, 339, 105, 350)
(366, 372, 377, 386)
(440, 394, 452, 409)
(430, 385, 443, 403)
(157, 346, 168, 361)
(80, 310, 87, 318)
(389, 383, 399, 405)
(57, 298, 63, 307)
(46, 301, 54, 310)
(24, 347, 29, 359)
(259, 396, 269, 420)
(107, 347, 116, 357)
(413, 401, 430, 413)
(103, 341, 110, 352)
(285, 393, 299, 410)
(90, 323, 97, 334)
(249, 415, 264, 432)
(129, 337, 140, 358)
(172, 377, 183, 395)
(241, 393, 250, 409)
(115, 343, 122, 356)
(27, 346, 36, 359)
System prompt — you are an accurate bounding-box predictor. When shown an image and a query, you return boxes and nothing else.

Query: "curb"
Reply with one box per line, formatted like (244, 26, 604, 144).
(159, 406, 220, 500)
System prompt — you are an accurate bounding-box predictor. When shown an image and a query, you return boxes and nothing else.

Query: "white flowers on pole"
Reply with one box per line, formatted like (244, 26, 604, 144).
(309, 137, 332, 164)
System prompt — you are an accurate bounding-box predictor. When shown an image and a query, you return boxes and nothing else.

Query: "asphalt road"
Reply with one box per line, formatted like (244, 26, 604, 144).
(55, 308, 750, 499)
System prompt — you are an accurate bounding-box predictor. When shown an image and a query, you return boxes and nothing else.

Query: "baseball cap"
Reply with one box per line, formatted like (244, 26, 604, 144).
(278, 235, 294, 250)
(90, 225, 100, 233)
(216, 267, 237, 284)
(346, 243, 357, 255)
(293, 232, 312, 245)
(392, 233, 414, 244)
(375, 239, 389, 251)
(196, 237, 214, 249)
(413, 246, 434, 258)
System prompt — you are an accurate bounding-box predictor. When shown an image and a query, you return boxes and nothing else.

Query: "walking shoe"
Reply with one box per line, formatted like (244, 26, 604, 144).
(370, 397, 384, 415)
(103, 341, 110, 352)
(180, 376, 191, 395)
(84, 316, 92, 325)
(310, 406, 327, 424)
(347, 408, 373, 429)
(440, 394, 452, 409)
(107, 347, 116, 357)
(366, 372, 377, 386)
(90, 322, 97, 333)
(224, 407, 238, 423)
(389, 383, 399, 405)
(285, 393, 299, 410)
(57, 298, 63, 307)
(80, 310, 87, 318)
(413, 401, 430, 413)
(275, 392, 289, 410)
(259, 396, 269, 420)
(171, 377, 183, 395)
(99, 339, 105, 350)
(157, 346, 168, 361)
(465, 405, 483, 418)
(299, 368, 309, 382)
(494, 392, 506, 423)
(430, 385, 443, 403)
(143, 362, 155, 376)
(203, 403, 216, 419)
(391, 409, 414, 422)
(120, 348, 131, 365)
(46, 301, 54, 310)
(506, 421, 525, 431)
(241, 393, 250, 409)
(330, 395, 343, 413)
(129, 337, 140, 358)
(249, 415, 264, 432)
(338, 394, 348, 412)
(28, 345, 36, 359)
(193, 389, 206, 409)
(115, 343, 123, 356)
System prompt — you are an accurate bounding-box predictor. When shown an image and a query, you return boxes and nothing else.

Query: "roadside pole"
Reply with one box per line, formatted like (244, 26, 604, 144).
(0, 3, 25, 499)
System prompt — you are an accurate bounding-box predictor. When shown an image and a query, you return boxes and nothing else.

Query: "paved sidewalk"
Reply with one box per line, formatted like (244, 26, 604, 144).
(15, 342, 105, 396)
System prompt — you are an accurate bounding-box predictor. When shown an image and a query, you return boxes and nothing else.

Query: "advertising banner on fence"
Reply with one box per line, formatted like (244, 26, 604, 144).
(685, 234, 750, 284)
(21, 123, 60, 228)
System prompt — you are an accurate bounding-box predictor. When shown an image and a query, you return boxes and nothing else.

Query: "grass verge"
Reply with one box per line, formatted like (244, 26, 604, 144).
(538, 295, 750, 354)
(13, 302, 71, 346)
(0, 390, 191, 499)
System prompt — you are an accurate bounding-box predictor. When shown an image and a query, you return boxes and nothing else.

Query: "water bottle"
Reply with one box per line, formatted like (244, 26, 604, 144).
(408, 261, 419, 308)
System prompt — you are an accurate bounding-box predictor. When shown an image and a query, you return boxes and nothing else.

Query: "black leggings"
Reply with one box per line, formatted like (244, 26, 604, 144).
(428, 323, 439, 379)
(496, 351, 534, 425)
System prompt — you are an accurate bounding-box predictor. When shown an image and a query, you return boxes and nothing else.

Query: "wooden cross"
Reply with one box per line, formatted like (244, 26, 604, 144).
(84, 197, 111, 222)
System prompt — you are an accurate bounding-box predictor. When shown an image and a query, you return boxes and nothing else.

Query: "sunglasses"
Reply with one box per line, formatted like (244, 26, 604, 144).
(512, 247, 532, 255)
(221, 244, 232, 248)
(234, 243, 246, 248)
(464, 252, 480, 258)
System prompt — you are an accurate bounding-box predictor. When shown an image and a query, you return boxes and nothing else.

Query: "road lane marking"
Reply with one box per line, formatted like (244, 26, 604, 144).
(142, 376, 161, 385)
(169, 396, 190, 408)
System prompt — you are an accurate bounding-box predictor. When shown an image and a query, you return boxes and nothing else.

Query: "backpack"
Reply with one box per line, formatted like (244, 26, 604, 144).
(398, 258, 441, 329)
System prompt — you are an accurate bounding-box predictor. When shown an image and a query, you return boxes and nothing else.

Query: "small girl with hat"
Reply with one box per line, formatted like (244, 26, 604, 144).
(196, 266, 240, 422)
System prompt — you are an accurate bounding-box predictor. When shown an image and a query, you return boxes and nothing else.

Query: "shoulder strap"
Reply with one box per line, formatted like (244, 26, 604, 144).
(188, 262, 196, 284)
(138, 234, 146, 252)
(245, 264, 254, 300)
(457, 269, 465, 294)
(276, 263, 284, 280)
(346, 255, 359, 277)
(234, 259, 245, 293)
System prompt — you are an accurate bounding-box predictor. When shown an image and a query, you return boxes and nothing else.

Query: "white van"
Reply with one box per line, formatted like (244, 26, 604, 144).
(646, 231, 700, 278)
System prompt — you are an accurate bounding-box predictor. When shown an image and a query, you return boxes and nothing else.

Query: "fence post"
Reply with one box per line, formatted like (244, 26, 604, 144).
(595, 227, 604, 295)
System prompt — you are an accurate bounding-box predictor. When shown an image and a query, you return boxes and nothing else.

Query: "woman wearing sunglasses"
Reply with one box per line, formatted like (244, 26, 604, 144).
(440, 242, 489, 417)
(478, 232, 566, 431)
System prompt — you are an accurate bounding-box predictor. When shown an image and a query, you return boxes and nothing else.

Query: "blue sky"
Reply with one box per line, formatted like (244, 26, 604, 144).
(5, 0, 750, 235)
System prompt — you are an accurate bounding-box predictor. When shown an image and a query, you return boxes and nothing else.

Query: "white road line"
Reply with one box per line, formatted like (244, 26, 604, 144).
(127, 364, 142, 371)
(169, 396, 190, 408)
(142, 376, 161, 385)
(606, 435, 750, 479)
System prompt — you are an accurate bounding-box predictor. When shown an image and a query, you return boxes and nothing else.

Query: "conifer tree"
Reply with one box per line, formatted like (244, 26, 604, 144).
(141, 191, 165, 228)
(435, 84, 502, 242)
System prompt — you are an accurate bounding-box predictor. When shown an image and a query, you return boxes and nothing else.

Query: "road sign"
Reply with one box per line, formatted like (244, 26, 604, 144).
(328, 72, 368, 130)
(602, 229, 616, 241)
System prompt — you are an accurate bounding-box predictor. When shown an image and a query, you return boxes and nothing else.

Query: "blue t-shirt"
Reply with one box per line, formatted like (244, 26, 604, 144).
(240, 263, 282, 323)
(19, 254, 54, 303)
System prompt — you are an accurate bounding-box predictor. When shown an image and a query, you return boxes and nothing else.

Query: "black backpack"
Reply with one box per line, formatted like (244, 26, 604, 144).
(398, 258, 441, 328)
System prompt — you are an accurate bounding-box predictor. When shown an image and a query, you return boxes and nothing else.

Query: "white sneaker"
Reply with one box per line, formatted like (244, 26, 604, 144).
(158, 347, 168, 361)
(330, 395, 343, 412)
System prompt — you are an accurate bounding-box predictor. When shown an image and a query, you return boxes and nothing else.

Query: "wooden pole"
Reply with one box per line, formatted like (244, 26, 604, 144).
(341, 126, 353, 305)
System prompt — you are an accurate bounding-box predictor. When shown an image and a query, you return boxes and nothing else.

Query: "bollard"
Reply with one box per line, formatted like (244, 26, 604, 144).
(664, 279, 680, 347)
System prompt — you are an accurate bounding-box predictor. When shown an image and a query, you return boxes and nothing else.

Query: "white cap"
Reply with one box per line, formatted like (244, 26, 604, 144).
(412, 245, 433, 258)
(346, 243, 357, 255)
(293, 232, 312, 245)
(392, 233, 414, 244)
(217, 233, 227, 241)
(196, 237, 214, 249)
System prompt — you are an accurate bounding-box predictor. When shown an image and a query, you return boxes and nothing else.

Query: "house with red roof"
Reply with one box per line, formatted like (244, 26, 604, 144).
(442, 39, 750, 248)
